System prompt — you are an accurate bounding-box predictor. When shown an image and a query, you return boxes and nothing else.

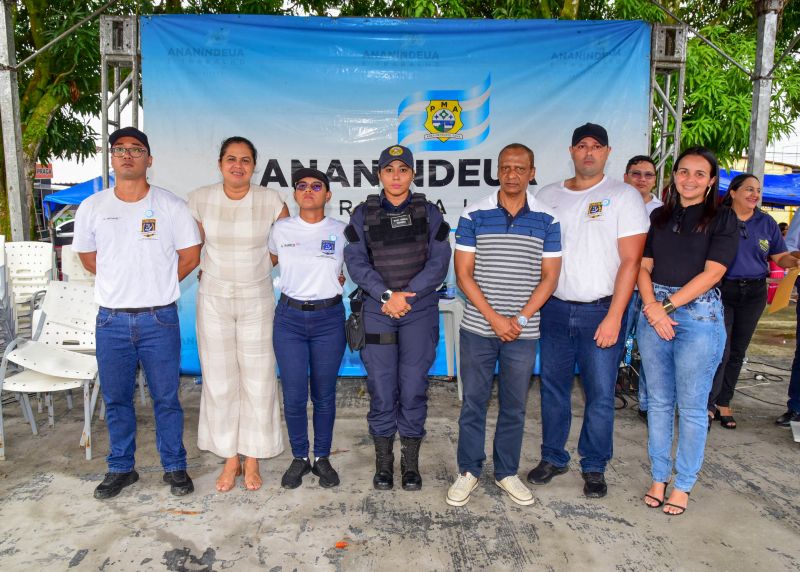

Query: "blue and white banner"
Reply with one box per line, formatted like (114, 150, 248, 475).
(140, 16, 651, 375)
(141, 16, 651, 222)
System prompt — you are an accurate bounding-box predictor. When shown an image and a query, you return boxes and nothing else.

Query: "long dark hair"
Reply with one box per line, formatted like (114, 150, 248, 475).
(652, 146, 719, 232)
(720, 172, 759, 208)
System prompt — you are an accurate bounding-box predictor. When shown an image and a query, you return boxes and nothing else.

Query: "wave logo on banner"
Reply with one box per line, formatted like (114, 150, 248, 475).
(397, 75, 491, 152)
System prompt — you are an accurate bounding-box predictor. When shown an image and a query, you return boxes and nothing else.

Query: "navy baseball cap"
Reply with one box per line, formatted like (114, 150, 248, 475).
(571, 123, 609, 147)
(109, 127, 151, 154)
(378, 145, 414, 170)
(292, 167, 330, 190)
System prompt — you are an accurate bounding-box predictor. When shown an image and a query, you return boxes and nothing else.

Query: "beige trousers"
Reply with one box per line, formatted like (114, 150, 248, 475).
(196, 291, 284, 459)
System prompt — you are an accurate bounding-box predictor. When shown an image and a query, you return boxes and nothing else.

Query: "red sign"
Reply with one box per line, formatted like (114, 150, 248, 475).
(35, 163, 53, 179)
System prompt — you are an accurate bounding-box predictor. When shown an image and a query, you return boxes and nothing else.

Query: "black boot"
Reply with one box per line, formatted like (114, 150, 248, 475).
(372, 435, 394, 490)
(400, 437, 423, 491)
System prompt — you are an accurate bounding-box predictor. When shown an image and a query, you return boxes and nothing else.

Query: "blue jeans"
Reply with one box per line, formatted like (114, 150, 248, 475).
(787, 288, 800, 413)
(620, 291, 649, 410)
(95, 304, 187, 473)
(273, 300, 346, 458)
(637, 284, 725, 492)
(456, 330, 536, 480)
(539, 297, 624, 473)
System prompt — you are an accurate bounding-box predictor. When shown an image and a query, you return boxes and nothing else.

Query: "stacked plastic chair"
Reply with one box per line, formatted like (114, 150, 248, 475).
(60, 245, 95, 287)
(4, 241, 55, 338)
(0, 280, 98, 460)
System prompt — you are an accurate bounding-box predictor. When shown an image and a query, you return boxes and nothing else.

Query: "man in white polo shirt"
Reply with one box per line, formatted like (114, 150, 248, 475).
(72, 127, 201, 500)
(528, 123, 649, 498)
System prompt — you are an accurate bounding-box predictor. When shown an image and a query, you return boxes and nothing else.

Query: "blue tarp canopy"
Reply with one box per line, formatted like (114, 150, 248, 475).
(719, 169, 800, 206)
(42, 175, 113, 219)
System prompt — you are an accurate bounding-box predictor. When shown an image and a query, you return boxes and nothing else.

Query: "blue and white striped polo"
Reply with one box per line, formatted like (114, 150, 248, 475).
(455, 191, 561, 339)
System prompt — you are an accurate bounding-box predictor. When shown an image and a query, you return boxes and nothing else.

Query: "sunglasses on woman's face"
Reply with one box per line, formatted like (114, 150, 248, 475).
(295, 182, 325, 192)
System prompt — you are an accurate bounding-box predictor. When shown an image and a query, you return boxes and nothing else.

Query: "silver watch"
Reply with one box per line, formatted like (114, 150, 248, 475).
(516, 314, 529, 327)
(381, 289, 393, 303)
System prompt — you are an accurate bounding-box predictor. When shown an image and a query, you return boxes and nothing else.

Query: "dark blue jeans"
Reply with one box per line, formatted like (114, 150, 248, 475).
(95, 304, 187, 473)
(273, 301, 346, 459)
(456, 329, 536, 480)
(539, 297, 624, 473)
(788, 293, 800, 413)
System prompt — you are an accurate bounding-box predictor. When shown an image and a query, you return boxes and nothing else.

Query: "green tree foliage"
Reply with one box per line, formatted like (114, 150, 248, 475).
(2, 0, 799, 238)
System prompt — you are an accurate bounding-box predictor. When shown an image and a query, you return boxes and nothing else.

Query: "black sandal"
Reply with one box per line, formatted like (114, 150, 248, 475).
(663, 491, 690, 516)
(719, 415, 736, 429)
(643, 481, 668, 508)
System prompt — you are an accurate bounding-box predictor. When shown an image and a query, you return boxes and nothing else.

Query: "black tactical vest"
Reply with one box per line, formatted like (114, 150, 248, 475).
(363, 193, 430, 290)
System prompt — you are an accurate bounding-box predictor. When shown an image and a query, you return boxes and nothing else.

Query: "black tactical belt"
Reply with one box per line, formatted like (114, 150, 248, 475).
(280, 294, 342, 311)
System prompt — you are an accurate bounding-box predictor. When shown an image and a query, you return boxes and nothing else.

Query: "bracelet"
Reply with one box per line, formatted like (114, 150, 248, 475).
(661, 297, 676, 315)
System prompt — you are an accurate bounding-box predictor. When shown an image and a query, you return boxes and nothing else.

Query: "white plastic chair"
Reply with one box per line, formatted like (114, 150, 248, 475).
(60, 245, 95, 286)
(439, 296, 465, 401)
(0, 280, 98, 460)
(5, 241, 54, 337)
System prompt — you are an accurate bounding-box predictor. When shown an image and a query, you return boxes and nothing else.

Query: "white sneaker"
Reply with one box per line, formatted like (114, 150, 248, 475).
(446, 472, 479, 506)
(495, 475, 536, 506)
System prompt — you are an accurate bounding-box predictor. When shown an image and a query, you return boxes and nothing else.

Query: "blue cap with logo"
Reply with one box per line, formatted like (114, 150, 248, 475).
(378, 145, 414, 170)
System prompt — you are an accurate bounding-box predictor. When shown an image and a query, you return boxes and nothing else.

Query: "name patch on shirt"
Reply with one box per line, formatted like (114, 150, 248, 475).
(390, 214, 412, 228)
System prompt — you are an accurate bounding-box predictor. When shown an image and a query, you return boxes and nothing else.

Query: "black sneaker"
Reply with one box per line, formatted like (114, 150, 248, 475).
(526, 461, 568, 485)
(312, 457, 340, 488)
(94, 470, 139, 500)
(163, 470, 194, 496)
(281, 458, 311, 489)
(582, 472, 607, 498)
(775, 409, 800, 427)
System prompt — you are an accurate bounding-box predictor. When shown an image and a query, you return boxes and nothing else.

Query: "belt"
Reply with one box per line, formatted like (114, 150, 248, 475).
(561, 295, 613, 305)
(100, 302, 176, 314)
(280, 294, 342, 311)
(724, 277, 766, 285)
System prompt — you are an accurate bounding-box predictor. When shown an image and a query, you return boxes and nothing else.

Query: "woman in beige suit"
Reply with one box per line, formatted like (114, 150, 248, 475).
(188, 136, 288, 491)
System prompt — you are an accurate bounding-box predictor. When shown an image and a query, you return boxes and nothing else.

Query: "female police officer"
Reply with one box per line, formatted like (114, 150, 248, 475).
(344, 144, 451, 491)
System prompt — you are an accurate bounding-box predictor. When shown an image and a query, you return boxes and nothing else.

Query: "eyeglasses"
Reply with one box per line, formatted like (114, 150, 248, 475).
(295, 182, 325, 192)
(628, 170, 656, 180)
(110, 146, 147, 158)
(738, 221, 748, 239)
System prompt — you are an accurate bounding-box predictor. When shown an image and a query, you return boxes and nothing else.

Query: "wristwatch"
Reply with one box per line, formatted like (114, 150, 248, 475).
(661, 297, 676, 315)
(381, 289, 393, 303)
(516, 314, 529, 327)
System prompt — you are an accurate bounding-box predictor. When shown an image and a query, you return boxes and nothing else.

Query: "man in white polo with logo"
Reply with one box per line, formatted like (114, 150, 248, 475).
(528, 123, 649, 498)
(73, 127, 201, 500)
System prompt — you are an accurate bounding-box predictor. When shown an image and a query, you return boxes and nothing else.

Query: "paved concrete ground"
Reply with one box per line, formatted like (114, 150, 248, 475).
(0, 309, 799, 571)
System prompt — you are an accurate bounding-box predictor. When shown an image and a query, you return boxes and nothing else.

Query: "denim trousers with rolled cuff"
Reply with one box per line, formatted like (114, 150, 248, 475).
(637, 284, 725, 492)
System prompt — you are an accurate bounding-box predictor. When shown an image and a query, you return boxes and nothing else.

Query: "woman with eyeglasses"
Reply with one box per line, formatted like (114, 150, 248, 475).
(636, 147, 738, 516)
(706, 174, 800, 429)
(188, 136, 289, 492)
(268, 168, 348, 489)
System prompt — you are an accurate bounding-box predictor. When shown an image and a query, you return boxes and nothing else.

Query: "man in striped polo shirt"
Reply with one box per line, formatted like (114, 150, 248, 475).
(446, 143, 561, 507)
